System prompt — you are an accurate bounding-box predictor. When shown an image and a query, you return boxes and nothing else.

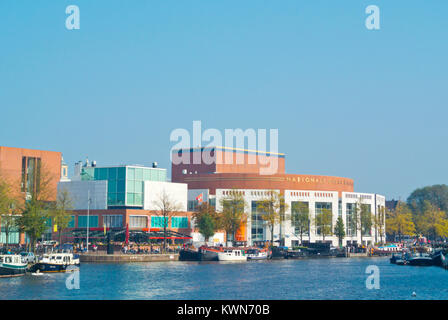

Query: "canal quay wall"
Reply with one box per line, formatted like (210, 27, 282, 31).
(80, 252, 179, 263)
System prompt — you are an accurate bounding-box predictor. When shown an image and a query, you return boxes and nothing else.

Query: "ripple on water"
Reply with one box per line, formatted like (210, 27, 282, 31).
(1, 257, 447, 299)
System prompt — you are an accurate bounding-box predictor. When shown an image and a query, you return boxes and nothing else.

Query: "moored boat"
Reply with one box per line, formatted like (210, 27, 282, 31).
(246, 248, 269, 260)
(390, 253, 405, 264)
(432, 250, 445, 267)
(199, 246, 222, 261)
(218, 249, 247, 261)
(179, 246, 223, 261)
(0, 255, 27, 278)
(285, 249, 307, 259)
(179, 248, 201, 261)
(406, 252, 433, 266)
(29, 253, 80, 273)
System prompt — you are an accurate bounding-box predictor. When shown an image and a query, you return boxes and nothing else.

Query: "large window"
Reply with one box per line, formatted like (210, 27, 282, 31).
(0, 218, 20, 244)
(315, 202, 332, 236)
(291, 201, 310, 236)
(251, 201, 264, 241)
(346, 203, 357, 236)
(78, 216, 99, 228)
(21, 156, 41, 196)
(103, 215, 123, 228)
(361, 204, 372, 236)
(171, 217, 188, 228)
(68, 216, 75, 228)
(129, 216, 147, 228)
(151, 216, 168, 228)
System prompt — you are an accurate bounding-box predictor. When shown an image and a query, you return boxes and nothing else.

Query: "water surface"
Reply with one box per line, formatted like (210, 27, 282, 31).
(1, 257, 447, 300)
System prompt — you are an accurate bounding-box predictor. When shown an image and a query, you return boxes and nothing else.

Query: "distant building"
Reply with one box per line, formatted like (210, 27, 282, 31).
(0, 146, 62, 244)
(56, 159, 194, 244)
(173, 146, 386, 247)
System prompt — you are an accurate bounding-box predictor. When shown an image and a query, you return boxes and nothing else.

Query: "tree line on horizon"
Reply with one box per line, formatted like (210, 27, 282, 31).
(386, 184, 448, 242)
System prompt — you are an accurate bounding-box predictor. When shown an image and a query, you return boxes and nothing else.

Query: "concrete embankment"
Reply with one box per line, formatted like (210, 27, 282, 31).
(80, 252, 179, 263)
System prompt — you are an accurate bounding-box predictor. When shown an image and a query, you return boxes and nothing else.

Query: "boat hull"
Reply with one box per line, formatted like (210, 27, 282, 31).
(179, 249, 220, 261)
(0, 264, 27, 278)
(217, 252, 247, 261)
(408, 258, 433, 266)
(247, 254, 268, 260)
(29, 263, 79, 273)
(432, 252, 444, 267)
(179, 249, 201, 261)
(200, 250, 219, 261)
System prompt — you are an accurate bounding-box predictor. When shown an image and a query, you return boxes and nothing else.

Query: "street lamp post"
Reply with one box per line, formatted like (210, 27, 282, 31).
(86, 190, 90, 253)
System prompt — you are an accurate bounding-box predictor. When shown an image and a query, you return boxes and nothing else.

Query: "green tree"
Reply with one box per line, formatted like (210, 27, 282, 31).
(373, 206, 386, 244)
(219, 190, 247, 246)
(258, 191, 289, 247)
(48, 188, 73, 245)
(193, 203, 219, 243)
(334, 216, 346, 247)
(360, 203, 373, 243)
(386, 201, 415, 242)
(416, 200, 448, 240)
(291, 202, 312, 245)
(346, 203, 359, 242)
(315, 208, 332, 242)
(152, 189, 183, 253)
(407, 184, 448, 214)
(17, 166, 55, 252)
(0, 177, 22, 250)
(197, 214, 216, 243)
(18, 198, 49, 253)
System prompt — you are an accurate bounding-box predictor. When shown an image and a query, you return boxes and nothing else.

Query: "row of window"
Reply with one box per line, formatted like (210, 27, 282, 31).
(67, 215, 189, 229)
(345, 193, 373, 200)
(290, 192, 310, 197)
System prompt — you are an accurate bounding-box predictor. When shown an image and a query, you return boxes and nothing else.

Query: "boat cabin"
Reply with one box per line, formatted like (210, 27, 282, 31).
(0, 255, 23, 265)
(40, 253, 76, 265)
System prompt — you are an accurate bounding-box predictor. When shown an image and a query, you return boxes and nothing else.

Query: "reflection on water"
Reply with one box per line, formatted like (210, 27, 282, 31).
(1, 257, 448, 300)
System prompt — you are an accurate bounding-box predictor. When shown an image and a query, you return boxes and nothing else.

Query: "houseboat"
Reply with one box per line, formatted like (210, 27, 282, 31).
(218, 249, 247, 261)
(0, 255, 28, 278)
(406, 252, 433, 266)
(179, 246, 223, 261)
(29, 253, 80, 273)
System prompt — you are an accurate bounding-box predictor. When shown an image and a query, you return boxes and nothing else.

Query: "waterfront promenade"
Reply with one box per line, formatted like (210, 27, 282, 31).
(80, 251, 179, 263)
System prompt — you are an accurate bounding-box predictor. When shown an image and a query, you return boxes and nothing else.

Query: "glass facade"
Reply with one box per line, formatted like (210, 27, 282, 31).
(78, 215, 99, 228)
(0, 219, 20, 244)
(103, 215, 123, 228)
(291, 201, 309, 235)
(315, 202, 332, 236)
(81, 166, 167, 208)
(68, 216, 75, 228)
(151, 216, 168, 228)
(129, 216, 147, 228)
(362, 204, 372, 236)
(21, 156, 41, 196)
(346, 203, 357, 236)
(171, 217, 188, 228)
(251, 201, 264, 241)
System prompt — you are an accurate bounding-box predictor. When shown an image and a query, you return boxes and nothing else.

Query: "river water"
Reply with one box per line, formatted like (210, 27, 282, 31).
(1, 257, 447, 300)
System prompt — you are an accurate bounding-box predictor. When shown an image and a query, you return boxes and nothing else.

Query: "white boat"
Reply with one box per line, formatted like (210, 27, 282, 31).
(218, 249, 247, 261)
(246, 248, 269, 260)
(0, 255, 27, 278)
(29, 253, 80, 273)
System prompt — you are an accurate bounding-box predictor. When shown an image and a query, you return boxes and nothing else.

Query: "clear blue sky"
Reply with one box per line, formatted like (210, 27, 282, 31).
(0, 1, 447, 200)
